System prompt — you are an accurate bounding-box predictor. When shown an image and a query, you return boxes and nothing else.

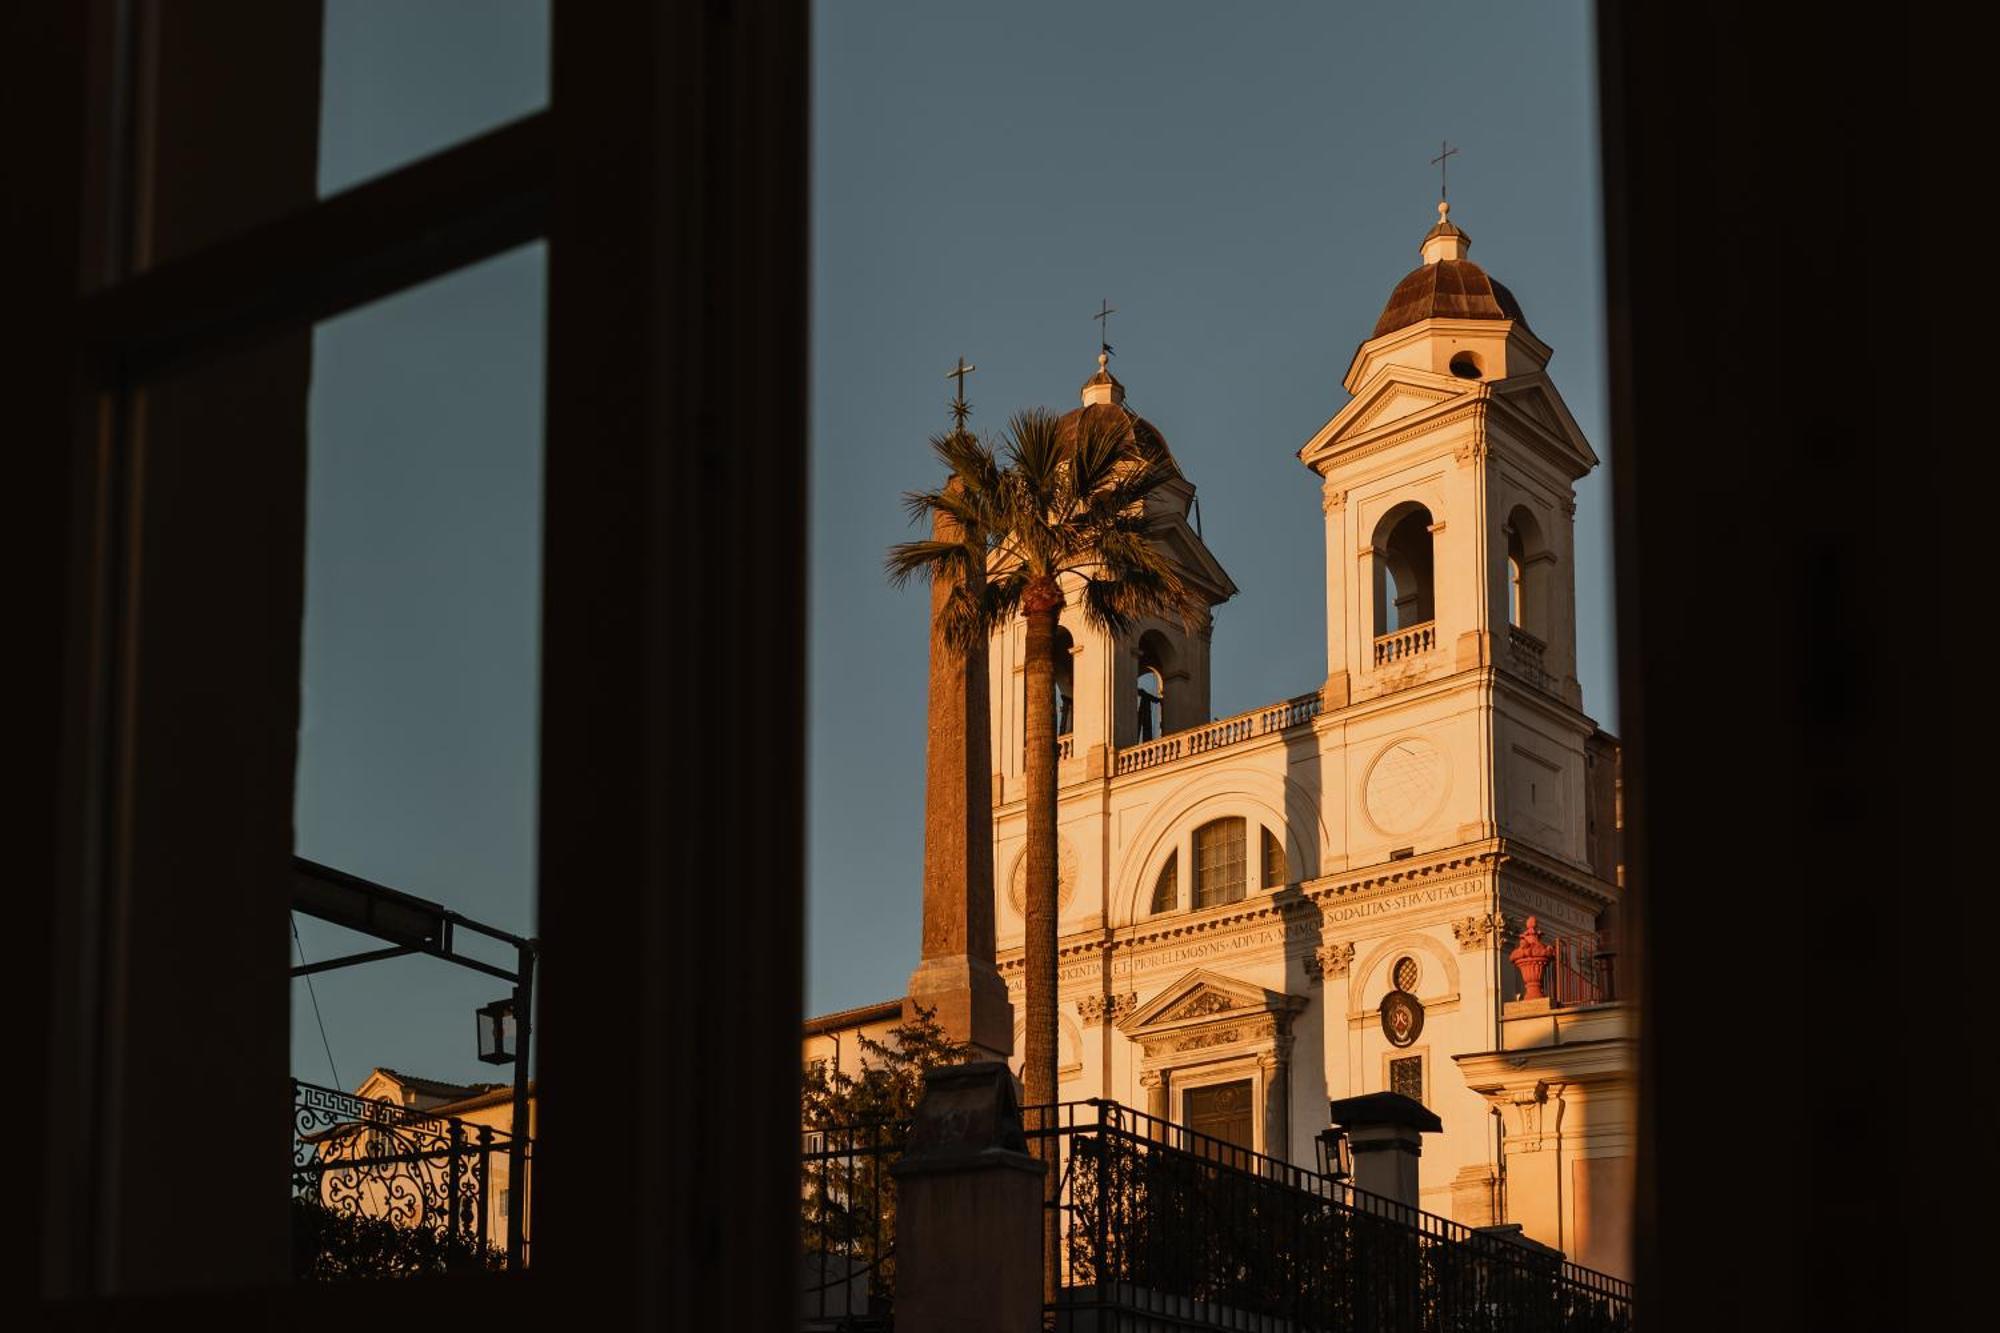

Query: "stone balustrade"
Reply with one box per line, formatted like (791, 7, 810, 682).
(1373, 620, 1436, 666)
(1112, 691, 1322, 776)
(1506, 626, 1552, 690)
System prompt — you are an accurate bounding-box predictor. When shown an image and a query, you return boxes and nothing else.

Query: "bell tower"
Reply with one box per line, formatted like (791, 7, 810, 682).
(990, 353, 1237, 796)
(1298, 203, 1600, 865)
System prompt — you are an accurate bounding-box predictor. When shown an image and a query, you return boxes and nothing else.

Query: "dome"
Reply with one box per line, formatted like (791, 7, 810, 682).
(1060, 351, 1181, 474)
(1055, 399, 1175, 467)
(1370, 201, 1531, 339)
(1372, 258, 1528, 339)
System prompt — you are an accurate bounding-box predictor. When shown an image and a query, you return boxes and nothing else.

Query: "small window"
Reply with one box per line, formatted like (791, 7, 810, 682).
(1194, 818, 1246, 908)
(1448, 350, 1483, 379)
(1150, 851, 1178, 914)
(1261, 826, 1287, 888)
(1390, 1056, 1424, 1104)
(1392, 956, 1420, 992)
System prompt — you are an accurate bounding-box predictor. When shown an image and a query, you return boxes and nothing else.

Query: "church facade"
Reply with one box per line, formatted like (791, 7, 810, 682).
(811, 204, 1634, 1277)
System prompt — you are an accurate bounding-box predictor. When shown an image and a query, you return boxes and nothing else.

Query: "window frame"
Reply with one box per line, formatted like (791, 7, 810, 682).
(21, 1, 807, 1320)
(1193, 816, 1247, 909)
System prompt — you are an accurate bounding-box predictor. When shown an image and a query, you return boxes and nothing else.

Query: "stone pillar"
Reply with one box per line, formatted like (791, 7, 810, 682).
(1140, 1069, 1168, 1120)
(906, 508, 1014, 1059)
(1258, 1050, 1289, 1164)
(891, 1062, 1045, 1333)
(1327, 1091, 1442, 1211)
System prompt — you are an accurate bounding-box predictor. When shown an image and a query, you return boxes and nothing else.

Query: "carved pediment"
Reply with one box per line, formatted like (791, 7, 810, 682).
(1297, 367, 1475, 470)
(1348, 383, 1460, 434)
(1119, 967, 1306, 1038)
(1161, 990, 1239, 1023)
(1489, 374, 1598, 472)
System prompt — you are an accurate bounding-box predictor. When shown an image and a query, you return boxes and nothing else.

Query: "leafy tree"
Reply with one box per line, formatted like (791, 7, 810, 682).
(800, 1005, 971, 1309)
(889, 405, 1205, 1284)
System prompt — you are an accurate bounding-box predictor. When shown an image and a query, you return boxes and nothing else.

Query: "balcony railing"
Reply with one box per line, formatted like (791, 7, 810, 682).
(1549, 931, 1616, 1006)
(1506, 626, 1554, 691)
(1113, 691, 1322, 776)
(292, 1079, 526, 1278)
(1374, 620, 1437, 666)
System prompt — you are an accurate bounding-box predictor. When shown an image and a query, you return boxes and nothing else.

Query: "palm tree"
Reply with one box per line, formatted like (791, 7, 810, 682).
(890, 404, 1206, 1289)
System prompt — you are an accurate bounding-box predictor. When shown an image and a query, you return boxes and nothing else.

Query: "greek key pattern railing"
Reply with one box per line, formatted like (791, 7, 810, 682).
(1034, 1099, 1631, 1332)
(1114, 691, 1322, 776)
(293, 1078, 516, 1263)
(1374, 620, 1437, 667)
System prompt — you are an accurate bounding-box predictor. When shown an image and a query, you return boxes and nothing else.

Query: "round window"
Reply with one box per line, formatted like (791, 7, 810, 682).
(1392, 955, 1420, 993)
(1448, 351, 1483, 380)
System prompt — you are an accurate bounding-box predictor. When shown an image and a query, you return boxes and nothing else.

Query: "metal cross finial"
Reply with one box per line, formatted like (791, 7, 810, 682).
(1430, 140, 1460, 202)
(945, 356, 977, 429)
(1094, 298, 1116, 357)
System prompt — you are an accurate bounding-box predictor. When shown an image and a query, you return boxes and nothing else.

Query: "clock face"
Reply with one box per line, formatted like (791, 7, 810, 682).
(1380, 989, 1425, 1048)
(1006, 838, 1078, 918)
(1364, 737, 1448, 835)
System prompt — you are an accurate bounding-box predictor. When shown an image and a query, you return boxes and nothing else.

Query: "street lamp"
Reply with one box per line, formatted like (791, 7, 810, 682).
(477, 997, 517, 1065)
(1315, 1126, 1351, 1183)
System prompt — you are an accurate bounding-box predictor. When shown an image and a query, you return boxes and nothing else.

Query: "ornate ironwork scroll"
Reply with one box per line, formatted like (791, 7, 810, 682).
(293, 1079, 510, 1253)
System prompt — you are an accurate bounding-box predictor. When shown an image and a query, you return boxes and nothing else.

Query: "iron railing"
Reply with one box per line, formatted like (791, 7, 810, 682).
(1548, 932, 1616, 1007)
(1029, 1100, 1632, 1333)
(801, 1118, 907, 1331)
(292, 1078, 525, 1274)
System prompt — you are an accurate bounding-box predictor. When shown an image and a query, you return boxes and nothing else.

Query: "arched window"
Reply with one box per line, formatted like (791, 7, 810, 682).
(1261, 826, 1287, 889)
(1027, 626, 1077, 739)
(1053, 626, 1075, 737)
(1150, 851, 1178, 914)
(1134, 630, 1174, 741)
(1507, 544, 1524, 628)
(1194, 817, 1246, 908)
(1135, 666, 1164, 741)
(1504, 505, 1548, 640)
(1372, 503, 1436, 635)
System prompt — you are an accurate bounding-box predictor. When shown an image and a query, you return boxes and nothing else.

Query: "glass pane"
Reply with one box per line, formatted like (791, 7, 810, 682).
(290, 244, 544, 1272)
(319, 0, 551, 197)
(1194, 819, 1245, 908)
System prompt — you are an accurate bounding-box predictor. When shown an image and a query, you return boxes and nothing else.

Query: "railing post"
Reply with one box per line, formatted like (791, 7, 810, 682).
(447, 1120, 463, 1244)
(476, 1124, 493, 1254)
(890, 1062, 1045, 1333)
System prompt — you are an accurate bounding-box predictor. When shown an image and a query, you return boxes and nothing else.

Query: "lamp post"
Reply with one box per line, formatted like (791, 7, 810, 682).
(474, 948, 536, 1268)
(289, 859, 538, 1269)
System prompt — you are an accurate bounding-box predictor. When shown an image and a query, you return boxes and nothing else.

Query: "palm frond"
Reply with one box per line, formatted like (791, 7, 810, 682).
(886, 537, 982, 589)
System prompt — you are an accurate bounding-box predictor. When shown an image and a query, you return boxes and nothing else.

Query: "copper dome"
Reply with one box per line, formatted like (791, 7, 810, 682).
(1055, 399, 1179, 474)
(1372, 258, 1529, 340)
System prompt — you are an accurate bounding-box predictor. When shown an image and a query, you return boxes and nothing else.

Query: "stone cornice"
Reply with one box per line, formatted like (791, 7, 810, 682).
(1454, 1037, 1636, 1088)
(992, 838, 1611, 979)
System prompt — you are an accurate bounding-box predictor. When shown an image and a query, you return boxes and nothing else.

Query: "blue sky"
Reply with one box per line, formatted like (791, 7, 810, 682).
(807, 3, 1613, 1017)
(288, 1, 1613, 1085)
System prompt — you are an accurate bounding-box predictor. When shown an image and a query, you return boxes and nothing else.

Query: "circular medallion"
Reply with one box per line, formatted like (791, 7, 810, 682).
(1379, 989, 1425, 1048)
(1363, 737, 1448, 834)
(1007, 839, 1078, 918)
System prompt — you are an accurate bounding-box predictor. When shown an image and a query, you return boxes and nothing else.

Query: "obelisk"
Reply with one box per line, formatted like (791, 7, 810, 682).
(904, 373, 1013, 1059)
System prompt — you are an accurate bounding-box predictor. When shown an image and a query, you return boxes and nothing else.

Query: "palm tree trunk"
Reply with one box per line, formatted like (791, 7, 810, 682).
(1019, 581, 1062, 1308)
